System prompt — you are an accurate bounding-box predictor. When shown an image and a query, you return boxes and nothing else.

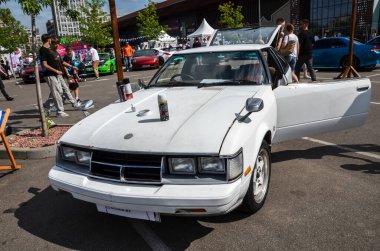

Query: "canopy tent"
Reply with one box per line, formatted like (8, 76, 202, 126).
(158, 31, 177, 42)
(187, 18, 215, 38)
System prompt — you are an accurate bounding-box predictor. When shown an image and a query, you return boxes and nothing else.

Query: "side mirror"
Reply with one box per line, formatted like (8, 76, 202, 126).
(239, 98, 264, 122)
(246, 98, 264, 113)
(137, 79, 147, 89)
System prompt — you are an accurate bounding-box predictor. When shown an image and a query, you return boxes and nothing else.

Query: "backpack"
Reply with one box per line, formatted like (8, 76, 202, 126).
(280, 36, 296, 57)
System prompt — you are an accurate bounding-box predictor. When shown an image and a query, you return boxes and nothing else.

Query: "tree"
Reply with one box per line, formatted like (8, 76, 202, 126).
(0, 8, 28, 78)
(218, 1, 245, 28)
(0, 0, 71, 137)
(136, 0, 168, 43)
(74, 0, 113, 48)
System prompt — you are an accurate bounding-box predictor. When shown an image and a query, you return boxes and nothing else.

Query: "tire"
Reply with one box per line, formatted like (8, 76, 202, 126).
(110, 65, 114, 75)
(241, 140, 271, 213)
(341, 56, 359, 69)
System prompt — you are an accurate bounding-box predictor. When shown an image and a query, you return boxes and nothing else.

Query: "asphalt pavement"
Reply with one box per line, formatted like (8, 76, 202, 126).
(0, 68, 379, 250)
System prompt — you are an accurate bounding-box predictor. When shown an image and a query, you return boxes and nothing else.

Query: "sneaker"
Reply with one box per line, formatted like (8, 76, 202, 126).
(96, 77, 100, 80)
(6, 96, 14, 101)
(72, 100, 81, 108)
(57, 111, 69, 117)
(304, 75, 311, 79)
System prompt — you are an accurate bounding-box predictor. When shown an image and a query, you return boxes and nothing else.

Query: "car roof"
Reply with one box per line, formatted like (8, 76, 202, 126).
(175, 44, 269, 55)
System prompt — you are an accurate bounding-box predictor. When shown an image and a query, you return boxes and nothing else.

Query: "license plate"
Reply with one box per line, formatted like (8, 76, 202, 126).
(86, 69, 94, 72)
(142, 65, 150, 68)
(96, 204, 161, 222)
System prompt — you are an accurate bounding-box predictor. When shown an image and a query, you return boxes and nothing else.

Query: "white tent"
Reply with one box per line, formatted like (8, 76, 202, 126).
(158, 31, 177, 43)
(187, 18, 215, 38)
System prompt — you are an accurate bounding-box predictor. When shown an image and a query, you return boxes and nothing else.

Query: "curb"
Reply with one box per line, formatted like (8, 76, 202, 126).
(0, 124, 71, 160)
(0, 144, 57, 159)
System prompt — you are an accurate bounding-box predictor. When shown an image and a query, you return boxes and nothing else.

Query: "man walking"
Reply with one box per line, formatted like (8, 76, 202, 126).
(122, 42, 133, 72)
(0, 67, 13, 101)
(88, 44, 100, 80)
(295, 19, 317, 81)
(39, 34, 68, 117)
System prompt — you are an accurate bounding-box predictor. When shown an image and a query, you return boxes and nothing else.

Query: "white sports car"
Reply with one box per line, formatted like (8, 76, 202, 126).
(49, 27, 371, 222)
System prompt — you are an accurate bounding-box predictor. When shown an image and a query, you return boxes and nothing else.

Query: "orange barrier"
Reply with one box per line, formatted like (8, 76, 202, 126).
(0, 108, 21, 171)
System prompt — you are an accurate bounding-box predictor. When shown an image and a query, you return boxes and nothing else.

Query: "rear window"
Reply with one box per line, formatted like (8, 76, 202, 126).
(134, 50, 155, 57)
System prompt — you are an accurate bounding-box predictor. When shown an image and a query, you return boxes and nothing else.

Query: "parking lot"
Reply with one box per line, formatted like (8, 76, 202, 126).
(0, 68, 379, 250)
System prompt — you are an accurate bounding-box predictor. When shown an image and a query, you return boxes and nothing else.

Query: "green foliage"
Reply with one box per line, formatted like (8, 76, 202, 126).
(71, 0, 113, 47)
(136, 0, 168, 41)
(0, 8, 28, 53)
(218, 1, 245, 28)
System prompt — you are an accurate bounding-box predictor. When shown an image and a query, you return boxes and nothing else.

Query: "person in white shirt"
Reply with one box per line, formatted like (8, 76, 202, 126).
(281, 23, 299, 82)
(88, 44, 100, 80)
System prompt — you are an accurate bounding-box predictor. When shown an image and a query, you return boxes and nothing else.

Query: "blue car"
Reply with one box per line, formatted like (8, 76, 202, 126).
(312, 37, 378, 69)
(366, 35, 380, 63)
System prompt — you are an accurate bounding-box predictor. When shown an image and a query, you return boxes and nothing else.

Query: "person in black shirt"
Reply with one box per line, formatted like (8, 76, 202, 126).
(40, 34, 68, 117)
(295, 19, 317, 81)
(192, 37, 202, 48)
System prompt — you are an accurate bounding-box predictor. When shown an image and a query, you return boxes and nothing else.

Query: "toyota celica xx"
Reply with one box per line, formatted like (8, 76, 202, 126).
(49, 27, 371, 222)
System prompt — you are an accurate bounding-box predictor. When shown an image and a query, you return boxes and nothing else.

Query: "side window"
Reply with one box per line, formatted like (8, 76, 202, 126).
(262, 48, 284, 89)
(331, 39, 346, 48)
(313, 40, 331, 49)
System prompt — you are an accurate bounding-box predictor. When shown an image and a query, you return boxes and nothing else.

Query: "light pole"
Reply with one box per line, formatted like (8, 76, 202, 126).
(258, 0, 261, 26)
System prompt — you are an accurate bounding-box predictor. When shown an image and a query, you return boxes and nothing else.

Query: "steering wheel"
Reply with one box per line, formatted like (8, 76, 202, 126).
(170, 73, 195, 81)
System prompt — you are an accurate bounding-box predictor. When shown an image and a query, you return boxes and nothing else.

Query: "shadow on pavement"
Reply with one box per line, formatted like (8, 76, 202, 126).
(273, 144, 380, 174)
(12, 186, 214, 250)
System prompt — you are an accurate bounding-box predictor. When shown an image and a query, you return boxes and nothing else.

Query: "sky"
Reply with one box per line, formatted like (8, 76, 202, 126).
(0, 0, 164, 34)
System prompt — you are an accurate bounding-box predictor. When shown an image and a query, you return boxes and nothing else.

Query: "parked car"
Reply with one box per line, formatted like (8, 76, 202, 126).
(85, 52, 116, 75)
(49, 26, 371, 222)
(153, 48, 174, 65)
(312, 37, 378, 69)
(131, 49, 159, 70)
(366, 35, 380, 63)
(21, 63, 44, 83)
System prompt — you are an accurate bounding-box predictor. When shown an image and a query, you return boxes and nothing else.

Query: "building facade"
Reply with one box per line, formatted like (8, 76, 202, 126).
(51, 0, 86, 37)
(117, 0, 290, 42)
(46, 19, 56, 36)
(24, 28, 42, 53)
(291, 0, 380, 41)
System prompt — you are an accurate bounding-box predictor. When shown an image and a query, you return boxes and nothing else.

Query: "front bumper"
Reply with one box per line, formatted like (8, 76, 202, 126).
(49, 165, 242, 216)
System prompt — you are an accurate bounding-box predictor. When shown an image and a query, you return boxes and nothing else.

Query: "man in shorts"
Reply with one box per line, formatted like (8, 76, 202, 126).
(88, 44, 100, 80)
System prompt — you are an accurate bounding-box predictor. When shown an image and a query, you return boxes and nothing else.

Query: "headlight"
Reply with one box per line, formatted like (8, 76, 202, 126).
(227, 151, 243, 180)
(200, 157, 225, 173)
(169, 158, 196, 174)
(76, 151, 91, 165)
(60, 146, 91, 166)
(61, 146, 76, 161)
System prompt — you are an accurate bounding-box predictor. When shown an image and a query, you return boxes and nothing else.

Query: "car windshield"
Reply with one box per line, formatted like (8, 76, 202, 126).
(150, 51, 269, 88)
(210, 27, 278, 46)
(99, 54, 110, 61)
(134, 50, 155, 57)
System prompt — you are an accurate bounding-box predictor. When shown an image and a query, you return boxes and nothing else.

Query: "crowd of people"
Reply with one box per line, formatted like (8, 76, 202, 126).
(277, 18, 317, 82)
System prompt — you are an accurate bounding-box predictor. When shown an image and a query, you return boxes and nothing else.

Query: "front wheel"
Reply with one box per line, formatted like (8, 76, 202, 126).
(241, 140, 271, 213)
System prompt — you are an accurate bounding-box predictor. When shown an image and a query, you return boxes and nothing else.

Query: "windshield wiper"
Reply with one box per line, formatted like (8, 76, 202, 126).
(198, 80, 259, 88)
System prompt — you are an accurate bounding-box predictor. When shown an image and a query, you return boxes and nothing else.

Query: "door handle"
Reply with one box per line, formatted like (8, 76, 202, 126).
(357, 86, 369, 92)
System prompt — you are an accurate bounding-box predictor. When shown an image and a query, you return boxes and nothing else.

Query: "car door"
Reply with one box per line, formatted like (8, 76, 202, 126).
(272, 79, 371, 143)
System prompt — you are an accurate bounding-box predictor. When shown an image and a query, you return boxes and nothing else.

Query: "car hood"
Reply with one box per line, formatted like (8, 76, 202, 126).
(60, 86, 260, 154)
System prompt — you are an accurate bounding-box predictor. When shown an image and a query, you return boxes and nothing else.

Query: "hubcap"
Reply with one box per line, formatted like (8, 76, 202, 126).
(253, 149, 269, 203)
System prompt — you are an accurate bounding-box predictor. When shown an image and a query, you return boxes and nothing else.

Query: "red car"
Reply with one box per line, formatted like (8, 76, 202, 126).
(21, 63, 44, 83)
(131, 49, 159, 70)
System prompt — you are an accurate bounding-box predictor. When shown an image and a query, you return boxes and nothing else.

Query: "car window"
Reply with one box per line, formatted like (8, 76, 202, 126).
(99, 54, 110, 61)
(151, 51, 269, 87)
(314, 39, 333, 49)
(210, 27, 278, 46)
(330, 39, 346, 48)
(134, 50, 155, 57)
(261, 48, 285, 89)
(368, 37, 380, 44)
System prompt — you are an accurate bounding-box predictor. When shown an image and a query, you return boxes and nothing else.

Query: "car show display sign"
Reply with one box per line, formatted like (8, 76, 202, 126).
(0, 109, 21, 171)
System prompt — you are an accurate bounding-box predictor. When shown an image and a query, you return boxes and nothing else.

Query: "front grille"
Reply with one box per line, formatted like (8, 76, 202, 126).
(90, 150, 162, 184)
